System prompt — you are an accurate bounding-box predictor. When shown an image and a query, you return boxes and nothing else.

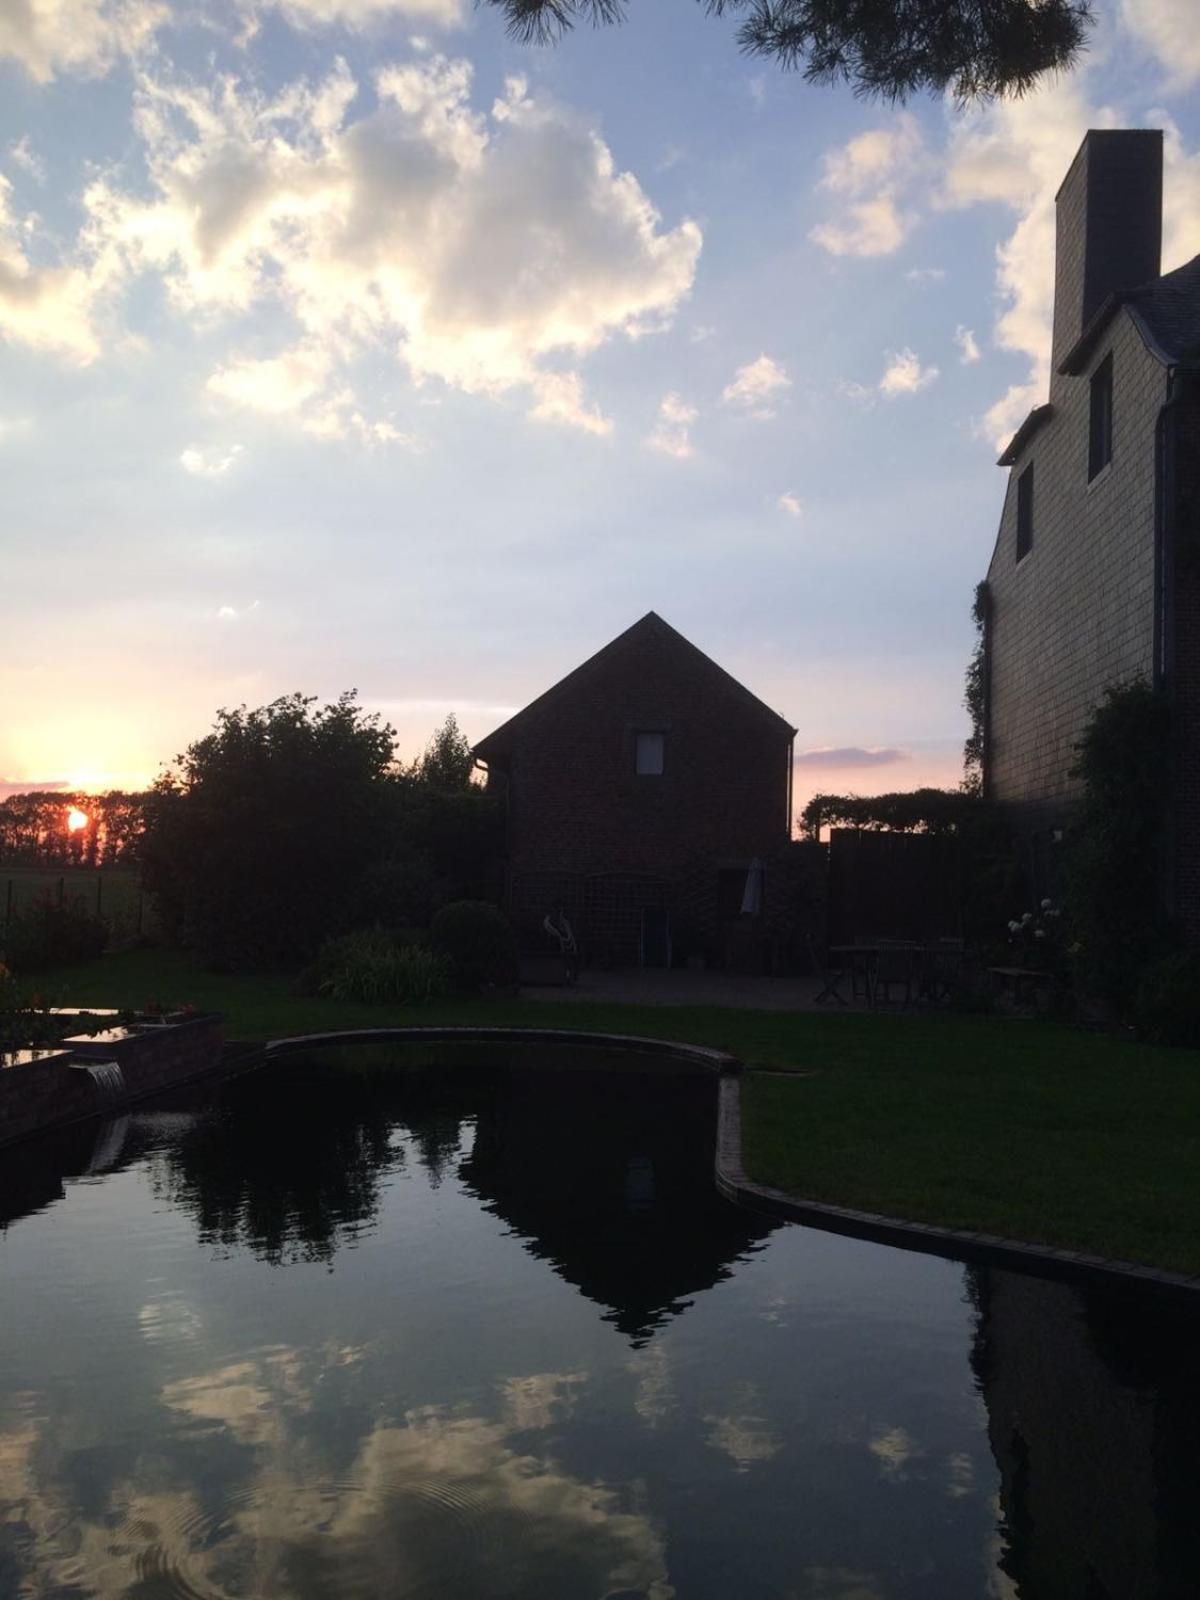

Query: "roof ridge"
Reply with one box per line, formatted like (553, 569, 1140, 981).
(473, 614, 795, 759)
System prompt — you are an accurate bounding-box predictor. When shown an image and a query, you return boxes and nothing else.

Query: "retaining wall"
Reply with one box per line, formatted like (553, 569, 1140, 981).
(0, 1015, 224, 1147)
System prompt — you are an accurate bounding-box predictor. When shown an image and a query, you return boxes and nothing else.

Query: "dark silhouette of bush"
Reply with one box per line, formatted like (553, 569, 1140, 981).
(2, 892, 108, 973)
(1134, 951, 1200, 1048)
(430, 900, 518, 992)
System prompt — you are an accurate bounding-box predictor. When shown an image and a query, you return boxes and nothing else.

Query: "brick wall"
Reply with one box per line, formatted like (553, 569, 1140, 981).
(484, 621, 793, 963)
(0, 1015, 224, 1147)
(986, 310, 1167, 820)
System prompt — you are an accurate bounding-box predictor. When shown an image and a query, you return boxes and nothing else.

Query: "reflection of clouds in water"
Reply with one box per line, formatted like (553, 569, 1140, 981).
(704, 1383, 780, 1472)
(138, 1292, 203, 1346)
(501, 1369, 586, 1432)
(798, 1568, 888, 1600)
(945, 1451, 976, 1499)
(867, 1426, 921, 1481)
(759, 1294, 790, 1327)
(164, 1346, 308, 1448)
(628, 1343, 674, 1428)
(0, 1349, 674, 1600)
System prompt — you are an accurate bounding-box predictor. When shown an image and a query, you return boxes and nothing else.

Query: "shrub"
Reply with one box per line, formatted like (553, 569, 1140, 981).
(1066, 679, 1173, 1009)
(1134, 950, 1200, 1047)
(0, 963, 60, 1052)
(345, 851, 442, 933)
(430, 900, 518, 992)
(297, 928, 451, 1005)
(2, 893, 108, 973)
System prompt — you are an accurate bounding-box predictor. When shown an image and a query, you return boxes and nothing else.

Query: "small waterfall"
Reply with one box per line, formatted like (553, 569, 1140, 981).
(85, 1060, 126, 1099)
(83, 1114, 131, 1175)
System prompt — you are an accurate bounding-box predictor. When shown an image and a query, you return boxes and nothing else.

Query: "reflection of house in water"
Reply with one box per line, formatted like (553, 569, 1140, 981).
(4, 1049, 775, 1349)
(458, 1059, 776, 1344)
(970, 1266, 1200, 1599)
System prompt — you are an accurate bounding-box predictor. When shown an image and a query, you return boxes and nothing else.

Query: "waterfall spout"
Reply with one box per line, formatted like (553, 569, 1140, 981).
(84, 1061, 126, 1099)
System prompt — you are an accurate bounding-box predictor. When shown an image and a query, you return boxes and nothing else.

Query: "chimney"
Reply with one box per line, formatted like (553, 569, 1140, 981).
(1051, 130, 1163, 373)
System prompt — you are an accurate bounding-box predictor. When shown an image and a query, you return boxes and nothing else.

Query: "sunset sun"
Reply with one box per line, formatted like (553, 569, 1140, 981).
(66, 808, 89, 833)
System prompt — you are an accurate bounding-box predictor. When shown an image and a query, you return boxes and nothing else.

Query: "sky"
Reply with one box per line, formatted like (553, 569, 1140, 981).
(3, 0, 1200, 817)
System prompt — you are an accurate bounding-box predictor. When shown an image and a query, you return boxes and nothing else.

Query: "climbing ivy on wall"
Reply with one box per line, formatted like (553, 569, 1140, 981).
(963, 581, 989, 797)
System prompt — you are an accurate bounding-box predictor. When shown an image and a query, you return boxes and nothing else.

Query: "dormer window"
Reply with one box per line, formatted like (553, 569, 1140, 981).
(1016, 463, 1034, 562)
(635, 731, 665, 775)
(1089, 353, 1113, 480)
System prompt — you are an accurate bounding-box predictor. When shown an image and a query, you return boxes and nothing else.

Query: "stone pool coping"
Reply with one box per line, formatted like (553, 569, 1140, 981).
(263, 1025, 740, 1076)
(262, 1025, 1200, 1298)
(714, 1073, 1200, 1301)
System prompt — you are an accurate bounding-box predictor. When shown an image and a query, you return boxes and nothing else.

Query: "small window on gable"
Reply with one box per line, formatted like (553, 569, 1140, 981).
(1089, 352, 1113, 480)
(1016, 463, 1034, 562)
(635, 731, 665, 775)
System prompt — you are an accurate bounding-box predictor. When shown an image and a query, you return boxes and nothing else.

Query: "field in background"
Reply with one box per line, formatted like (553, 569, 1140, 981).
(2, 867, 143, 937)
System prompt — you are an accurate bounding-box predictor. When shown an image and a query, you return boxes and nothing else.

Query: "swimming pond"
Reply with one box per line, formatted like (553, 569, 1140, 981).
(1, 1044, 1197, 1598)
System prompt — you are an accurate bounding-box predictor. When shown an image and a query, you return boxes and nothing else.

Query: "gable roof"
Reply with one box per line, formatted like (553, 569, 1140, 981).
(473, 611, 796, 764)
(1059, 252, 1200, 376)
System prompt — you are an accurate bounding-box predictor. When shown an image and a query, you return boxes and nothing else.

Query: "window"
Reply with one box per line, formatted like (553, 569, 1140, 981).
(635, 731, 665, 775)
(1016, 463, 1034, 562)
(1089, 353, 1113, 480)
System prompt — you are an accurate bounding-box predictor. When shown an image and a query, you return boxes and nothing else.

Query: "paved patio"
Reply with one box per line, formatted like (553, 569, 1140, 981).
(521, 968, 831, 1010)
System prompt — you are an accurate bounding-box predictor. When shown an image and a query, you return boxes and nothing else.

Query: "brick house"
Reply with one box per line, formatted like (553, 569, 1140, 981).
(981, 129, 1200, 934)
(472, 612, 796, 967)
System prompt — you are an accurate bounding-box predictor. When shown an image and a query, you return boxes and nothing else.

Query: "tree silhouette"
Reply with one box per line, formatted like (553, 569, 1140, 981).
(482, 0, 1090, 101)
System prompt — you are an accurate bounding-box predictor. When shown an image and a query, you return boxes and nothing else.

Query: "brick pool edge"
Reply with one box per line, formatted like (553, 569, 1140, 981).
(713, 1073, 1200, 1300)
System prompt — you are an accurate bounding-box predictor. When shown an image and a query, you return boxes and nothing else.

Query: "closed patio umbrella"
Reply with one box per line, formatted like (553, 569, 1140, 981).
(739, 858, 764, 917)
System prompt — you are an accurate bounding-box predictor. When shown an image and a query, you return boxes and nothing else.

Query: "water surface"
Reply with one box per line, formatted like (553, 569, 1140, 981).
(1, 1045, 1197, 1599)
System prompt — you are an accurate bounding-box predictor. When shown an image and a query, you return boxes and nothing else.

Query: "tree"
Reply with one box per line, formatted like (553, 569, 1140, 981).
(414, 713, 476, 791)
(483, 0, 1091, 102)
(141, 693, 400, 969)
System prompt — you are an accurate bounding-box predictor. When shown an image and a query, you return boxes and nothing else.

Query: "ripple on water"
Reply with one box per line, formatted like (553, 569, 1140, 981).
(107, 1471, 546, 1600)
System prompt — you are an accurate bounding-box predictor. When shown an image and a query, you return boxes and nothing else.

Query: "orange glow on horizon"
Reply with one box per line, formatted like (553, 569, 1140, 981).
(66, 808, 89, 833)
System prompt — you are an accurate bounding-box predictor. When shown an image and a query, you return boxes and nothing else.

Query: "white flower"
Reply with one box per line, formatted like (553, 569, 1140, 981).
(1047, 908, 1061, 918)
(1007, 921, 1020, 933)
(1022, 912, 1033, 924)
(1041, 898, 1053, 911)
(1034, 928, 1046, 940)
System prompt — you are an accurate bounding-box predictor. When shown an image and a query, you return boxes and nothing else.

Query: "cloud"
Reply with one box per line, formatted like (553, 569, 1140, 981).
(721, 354, 791, 419)
(878, 347, 938, 397)
(0, 0, 164, 84)
(268, 0, 463, 27)
(84, 57, 700, 437)
(1120, 0, 1200, 89)
(528, 371, 612, 436)
(810, 115, 923, 258)
(811, 195, 909, 259)
(905, 266, 945, 284)
(941, 72, 1200, 446)
(955, 325, 981, 365)
(646, 391, 696, 459)
(793, 746, 909, 769)
(7, 137, 46, 184)
(0, 778, 71, 798)
(0, 175, 101, 360)
(216, 599, 261, 620)
(180, 443, 244, 476)
(777, 491, 803, 518)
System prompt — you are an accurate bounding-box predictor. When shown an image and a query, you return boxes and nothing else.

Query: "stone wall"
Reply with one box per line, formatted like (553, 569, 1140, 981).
(0, 1014, 224, 1148)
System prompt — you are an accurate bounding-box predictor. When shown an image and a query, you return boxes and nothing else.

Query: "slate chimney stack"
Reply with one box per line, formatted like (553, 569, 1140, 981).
(1051, 129, 1163, 374)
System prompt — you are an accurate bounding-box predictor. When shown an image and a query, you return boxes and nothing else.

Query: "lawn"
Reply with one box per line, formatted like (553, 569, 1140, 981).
(26, 945, 1200, 1276)
(3, 866, 142, 931)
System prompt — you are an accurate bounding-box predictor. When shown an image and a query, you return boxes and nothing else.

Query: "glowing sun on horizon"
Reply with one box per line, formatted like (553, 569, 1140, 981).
(67, 808, 89, 833)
